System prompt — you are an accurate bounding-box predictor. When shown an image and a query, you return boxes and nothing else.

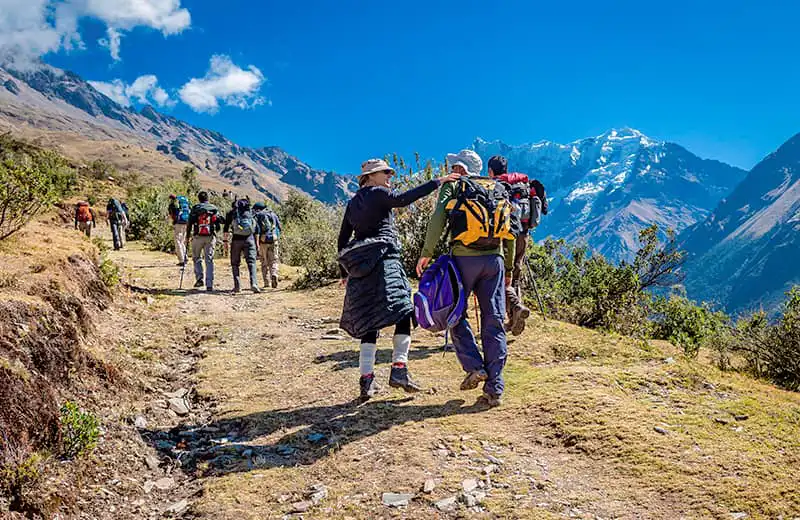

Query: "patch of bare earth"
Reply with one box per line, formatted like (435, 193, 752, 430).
(94, 242, 800, 520)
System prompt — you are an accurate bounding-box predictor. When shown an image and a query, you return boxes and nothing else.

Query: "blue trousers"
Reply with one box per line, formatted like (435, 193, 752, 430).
(451, 255, 508, 397)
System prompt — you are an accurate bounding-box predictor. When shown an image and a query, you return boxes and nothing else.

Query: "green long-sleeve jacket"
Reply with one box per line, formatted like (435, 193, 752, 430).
(421, 179, 515, 270)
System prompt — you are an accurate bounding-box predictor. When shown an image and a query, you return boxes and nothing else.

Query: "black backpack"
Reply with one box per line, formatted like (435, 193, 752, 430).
(530, 179, 548, 215)
(507, 181, 532, 229)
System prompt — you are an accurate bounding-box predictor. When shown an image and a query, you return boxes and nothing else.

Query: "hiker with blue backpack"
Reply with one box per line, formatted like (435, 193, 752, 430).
(169, 194, 191, 266)
(417, 149, 516, 408)
(253, 202, 282, 289)
(223, 198, 261, 294)
(106, 198, 128, 251)
(337, 159, 461, 400)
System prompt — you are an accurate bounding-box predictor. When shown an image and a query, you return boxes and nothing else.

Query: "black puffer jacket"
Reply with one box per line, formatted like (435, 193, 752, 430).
(338, 237, 412, 339)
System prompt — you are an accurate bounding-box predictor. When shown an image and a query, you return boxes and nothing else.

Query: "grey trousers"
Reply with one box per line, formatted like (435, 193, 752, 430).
(192, 235, 216, 289)
(230, 236, 258, 290)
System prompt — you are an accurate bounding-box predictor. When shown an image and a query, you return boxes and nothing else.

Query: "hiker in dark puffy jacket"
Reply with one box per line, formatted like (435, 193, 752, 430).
(418, 150, 516, 408)
(186, 191, 221, 291)
(338, 158, 460, 400)
(223, 198, 260, 294)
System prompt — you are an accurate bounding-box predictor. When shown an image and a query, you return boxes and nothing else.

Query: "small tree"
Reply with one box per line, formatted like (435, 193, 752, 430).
(0, 134, 76, 241)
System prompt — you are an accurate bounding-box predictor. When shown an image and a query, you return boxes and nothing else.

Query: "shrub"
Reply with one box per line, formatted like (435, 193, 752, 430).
(726, 288, 800, 390)
(526, 226, 684, 336)
(0, 134, 76, 241)
(278, 191, 343, 289)
(0, 449, 44, 512)
(650, 295, 729, 358)
(98, 256, 120, 289)
(59, 401, 100, 459)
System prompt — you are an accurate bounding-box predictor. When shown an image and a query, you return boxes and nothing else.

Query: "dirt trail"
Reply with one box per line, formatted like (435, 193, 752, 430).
(99, 240, 800, 520)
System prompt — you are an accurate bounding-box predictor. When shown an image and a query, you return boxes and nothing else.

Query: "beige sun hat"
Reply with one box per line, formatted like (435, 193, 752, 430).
(446, 149, 483, 176)
(359, 159, 395, 183)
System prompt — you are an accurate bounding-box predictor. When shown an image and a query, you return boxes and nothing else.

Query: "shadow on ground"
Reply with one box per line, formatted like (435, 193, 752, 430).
(149, 396, 491, 478)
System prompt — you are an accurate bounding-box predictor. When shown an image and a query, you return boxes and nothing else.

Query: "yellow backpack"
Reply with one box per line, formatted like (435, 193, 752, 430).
(445, 177, 515, 250)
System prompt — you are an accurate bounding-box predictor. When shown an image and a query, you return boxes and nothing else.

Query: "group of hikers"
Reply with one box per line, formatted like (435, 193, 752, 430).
(168, 192, 282, 293)
(337, 151, 545, 406)
(76, 151, 544, 408)
(74, 198, 130, 250)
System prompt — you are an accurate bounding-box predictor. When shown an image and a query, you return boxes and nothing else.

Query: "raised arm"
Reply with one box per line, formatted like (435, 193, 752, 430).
(379, 179, 442, 209)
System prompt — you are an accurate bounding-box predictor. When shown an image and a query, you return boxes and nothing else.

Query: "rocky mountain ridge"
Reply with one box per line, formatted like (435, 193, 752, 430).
(0, 64, 356, 203)
(473, 128, 747, 262)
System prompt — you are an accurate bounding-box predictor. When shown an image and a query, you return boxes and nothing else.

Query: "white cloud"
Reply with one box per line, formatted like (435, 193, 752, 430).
(0, 0, 190, 65)
(178, 55, 266, 113)
(89, 74, 174, 108)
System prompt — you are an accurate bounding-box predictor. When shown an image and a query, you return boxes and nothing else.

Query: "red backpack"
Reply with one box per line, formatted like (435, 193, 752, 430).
(77, 202, 92, 222)
(197, 210, 216, 236)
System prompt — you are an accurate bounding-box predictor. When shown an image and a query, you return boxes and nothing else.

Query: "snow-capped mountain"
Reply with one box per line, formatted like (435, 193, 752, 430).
(0, 64, 356, 203)
(680, 132, 800, 314)
(473, 128, 747, 262)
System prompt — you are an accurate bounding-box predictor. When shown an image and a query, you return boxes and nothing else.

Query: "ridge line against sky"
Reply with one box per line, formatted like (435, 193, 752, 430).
(2, 0, 799, 173)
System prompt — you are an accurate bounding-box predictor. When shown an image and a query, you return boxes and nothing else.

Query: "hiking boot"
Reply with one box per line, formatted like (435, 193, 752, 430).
(389, 365, 422, 393)
(271, 275, 278, 289)
(252, 286, 261, 294)
(206, 286, 213, 292)
(510, 305, 531, 336)
(177, 261, 186, 267)
(359, 374, 380, 400)
(232, 285, 241, 294)
(193, 279, 204, 288)
(478, 391, 502, 408)
(460, 369, 488, 391)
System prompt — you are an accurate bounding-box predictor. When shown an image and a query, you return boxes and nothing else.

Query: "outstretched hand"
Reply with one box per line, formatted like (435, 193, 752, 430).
(416, 257, 431, 277)
(439, 171, 462, 184)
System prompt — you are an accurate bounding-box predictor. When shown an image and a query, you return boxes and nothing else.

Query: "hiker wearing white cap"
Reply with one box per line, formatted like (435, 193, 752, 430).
(338, 158, 461, 401)
(418, 149, 516, 408)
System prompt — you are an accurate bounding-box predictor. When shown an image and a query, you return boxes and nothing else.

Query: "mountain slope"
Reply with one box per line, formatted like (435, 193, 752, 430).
(680, 132, 800, 313)
(473, 129, 747, 262)
(0, 65, 356, 203)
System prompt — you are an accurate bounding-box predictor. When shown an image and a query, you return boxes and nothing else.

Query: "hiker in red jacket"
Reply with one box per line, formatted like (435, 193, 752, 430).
(488, 156, 542, 336)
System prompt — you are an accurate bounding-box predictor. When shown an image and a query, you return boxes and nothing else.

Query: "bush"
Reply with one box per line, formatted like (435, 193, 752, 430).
(278, 191, 343, 289)
(0, 449, 43, 512)
(98, 256, 120, 289)
(727, 288, 800, 390)
(526, 226, 684, 336)
(0, 134, 76, 241)
(59, 401, 100, 459)
(651, 295, 729, 358)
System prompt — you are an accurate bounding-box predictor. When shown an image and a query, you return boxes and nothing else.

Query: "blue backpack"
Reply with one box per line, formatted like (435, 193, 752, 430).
(414, 255, 466, 332)
(175, 195, 191, 224)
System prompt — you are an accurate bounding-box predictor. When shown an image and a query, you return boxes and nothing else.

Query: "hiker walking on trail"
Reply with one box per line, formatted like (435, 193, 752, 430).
(487, 155, 542, 336)
(417, 150, 516, 407)
(253, 202, 282, 289)
(106, 198, 128, 250)
(74, 201, 96, 238)
(338, 158, 461, 400)
(223, 198, 261, 294)
(186, 191, 221, 291)
(169, 194, 191, 266)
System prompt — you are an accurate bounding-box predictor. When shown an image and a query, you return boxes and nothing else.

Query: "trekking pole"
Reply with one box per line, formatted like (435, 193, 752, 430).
(179, 253, 187, 290)
(473, 293, 481, 336)
(524, 257, 547, 320)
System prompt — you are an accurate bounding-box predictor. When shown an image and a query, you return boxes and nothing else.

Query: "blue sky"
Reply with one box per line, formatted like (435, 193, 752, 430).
(26, 0, 800, 173)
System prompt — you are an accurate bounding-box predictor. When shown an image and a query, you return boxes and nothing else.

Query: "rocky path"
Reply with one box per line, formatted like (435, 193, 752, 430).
(86, 240, 800, 520)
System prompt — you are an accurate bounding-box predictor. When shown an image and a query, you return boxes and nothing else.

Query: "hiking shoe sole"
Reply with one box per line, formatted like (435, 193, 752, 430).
(511, 307, 531, 336)
(460, 370, 488, 391)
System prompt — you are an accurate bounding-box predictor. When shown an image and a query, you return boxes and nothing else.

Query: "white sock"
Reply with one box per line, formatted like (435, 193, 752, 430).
(359, 343, 377, 376)
(392, 334, 411, 365)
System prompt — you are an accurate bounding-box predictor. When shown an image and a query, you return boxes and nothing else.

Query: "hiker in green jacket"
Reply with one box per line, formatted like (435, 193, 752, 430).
(417, 150, 515, 407)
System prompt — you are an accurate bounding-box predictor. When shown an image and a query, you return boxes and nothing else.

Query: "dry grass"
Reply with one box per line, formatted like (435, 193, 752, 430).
(94, 242, 800, 519)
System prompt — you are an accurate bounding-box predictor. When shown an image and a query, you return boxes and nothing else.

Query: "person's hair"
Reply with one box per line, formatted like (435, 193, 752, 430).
(198, 191, 209, 203)
(359, 170, 388, 188)
(487, 155, 508, 176)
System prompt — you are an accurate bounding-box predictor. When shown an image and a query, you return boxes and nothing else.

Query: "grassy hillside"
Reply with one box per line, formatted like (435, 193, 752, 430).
(99, 243, 800, 520)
